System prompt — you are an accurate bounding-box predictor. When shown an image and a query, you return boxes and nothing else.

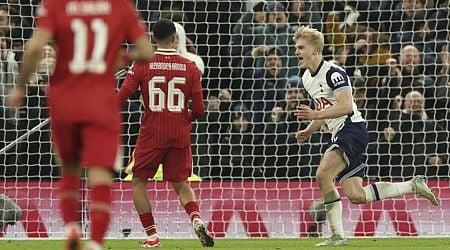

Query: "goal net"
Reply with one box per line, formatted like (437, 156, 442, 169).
(0, 0, 449, 239)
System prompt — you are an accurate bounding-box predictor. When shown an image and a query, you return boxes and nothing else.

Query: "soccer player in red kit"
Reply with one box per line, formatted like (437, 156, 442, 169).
(9, 1, 153, 249)
(117, 19, 213, 248)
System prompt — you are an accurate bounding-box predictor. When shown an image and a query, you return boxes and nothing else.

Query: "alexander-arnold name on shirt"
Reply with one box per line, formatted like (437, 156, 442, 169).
(149, 62, 186, 71)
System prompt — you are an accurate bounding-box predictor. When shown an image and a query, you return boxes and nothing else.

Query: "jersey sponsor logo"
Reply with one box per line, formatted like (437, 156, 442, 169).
(330, 72, 346, 87)
(314, 97, 333, 110)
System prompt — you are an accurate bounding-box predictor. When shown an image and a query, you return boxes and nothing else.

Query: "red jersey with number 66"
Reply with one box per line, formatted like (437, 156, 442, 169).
(119, 49, 204, 149)
(36, 0, 146, 122)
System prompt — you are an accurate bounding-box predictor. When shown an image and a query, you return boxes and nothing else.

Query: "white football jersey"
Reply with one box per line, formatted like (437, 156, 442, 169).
(302, 60, 365, 137)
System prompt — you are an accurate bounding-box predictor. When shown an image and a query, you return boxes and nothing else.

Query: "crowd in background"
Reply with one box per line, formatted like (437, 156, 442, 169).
(0, 0, 449, 181)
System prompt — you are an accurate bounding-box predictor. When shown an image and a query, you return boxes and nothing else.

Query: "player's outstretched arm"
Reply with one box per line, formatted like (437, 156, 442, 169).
(117, 64, 141, 108)
(10, 28, 52, 107)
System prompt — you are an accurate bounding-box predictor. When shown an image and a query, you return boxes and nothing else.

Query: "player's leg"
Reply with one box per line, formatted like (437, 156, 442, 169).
(131, 147, 165, 247)
(82, 123, 119, 249)
(315, 122, 369, 247)
(85, 167, 113, 250)
(315, 149, 348, 247)
(338, 121, 438, 206)
(172, 181, 200, 220)
(342, 175, 439, 206)
(171, 181, 214, 247)
(132, 176, 160, 247)
(51, 120, 82, 250)
(165, 147, 214, 247)
(60, 162, 83, 250)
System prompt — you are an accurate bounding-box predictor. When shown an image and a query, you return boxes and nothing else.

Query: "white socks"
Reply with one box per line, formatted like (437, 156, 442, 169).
(322, 181, 415, 238)
(364, 181, 414, 202)
(323, 190, 345, 238)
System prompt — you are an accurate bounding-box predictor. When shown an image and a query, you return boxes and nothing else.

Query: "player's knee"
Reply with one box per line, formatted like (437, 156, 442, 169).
(132, 176, 147, 189)
(347, 192, 366, 204)
(315, 170, 332, 185)
(172, 181, 189, 193)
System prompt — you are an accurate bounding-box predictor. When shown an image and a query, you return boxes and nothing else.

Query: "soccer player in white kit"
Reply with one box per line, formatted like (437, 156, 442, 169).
(292, 26, 439, 247)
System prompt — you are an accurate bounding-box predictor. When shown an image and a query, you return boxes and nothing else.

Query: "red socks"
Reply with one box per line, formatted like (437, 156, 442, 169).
(139, 212, 157, 236)
(138, 201, 201, 237)
(90, 185, 112, 245)
(184, 201, 201, 222)
(60, 176, 112, 245)
(59, 175, 81, 224)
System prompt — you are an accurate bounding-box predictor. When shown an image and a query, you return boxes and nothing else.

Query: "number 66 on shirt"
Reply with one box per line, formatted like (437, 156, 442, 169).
(117, 49, 204, 149)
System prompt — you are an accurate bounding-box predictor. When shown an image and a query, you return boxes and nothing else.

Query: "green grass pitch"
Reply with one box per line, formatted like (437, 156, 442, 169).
(1, 238, 450, 250)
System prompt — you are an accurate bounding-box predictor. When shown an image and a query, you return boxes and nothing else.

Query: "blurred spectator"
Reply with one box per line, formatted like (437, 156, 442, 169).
(0, 4, 32, 61)
(428, 0, 449, 41)
(244, 46, 287, 135)
(144, 1, 194, 34)
(187, 1, 244, 91)
(251, 2, 299, 77)
(324, 14, 391, 114)
(344, 1, 383, 31)
(328, 46, 348, 67)
(264, 77, 310, 178)
(325, 13, 391, 79)
(286, 0, 322, 31)
(346, 28, 391, 82)
(194, 90, 262, 179)
(217, 104, 263, 179)
(379, 45, 434, 110)
(0, 29, 17, 122)
(432, 43, 450, 128)
(174, 22, 205, 75)
(377, 90, 449, 178)
(324, 11, 346, 53)
(0, 0, 36, 31)
(353, 82, 379, 140)
(230, 1, 266, 71)
(0, 28, 17, 171)
(14, 43, 56, 180)
(194, 90, 234, 179)
(387, 0, 431, 53)
(193, 95, 221, 179)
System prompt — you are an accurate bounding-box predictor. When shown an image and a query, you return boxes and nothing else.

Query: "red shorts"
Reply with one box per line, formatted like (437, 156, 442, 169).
(130, 146, 192, 182)
(51, 119, 120, 170)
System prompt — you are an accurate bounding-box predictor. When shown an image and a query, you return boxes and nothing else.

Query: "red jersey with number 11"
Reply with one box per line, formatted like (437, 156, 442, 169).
(36, 0, 146, 122)
(120, 49, 203, 149)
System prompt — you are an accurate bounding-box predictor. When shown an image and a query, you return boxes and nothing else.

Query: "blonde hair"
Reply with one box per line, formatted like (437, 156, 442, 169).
(293, 26, 324, 54)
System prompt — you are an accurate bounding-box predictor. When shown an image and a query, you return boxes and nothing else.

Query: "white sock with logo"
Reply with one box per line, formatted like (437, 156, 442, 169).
(364, 182, 414, 202)
(323, 189, 345, 238)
